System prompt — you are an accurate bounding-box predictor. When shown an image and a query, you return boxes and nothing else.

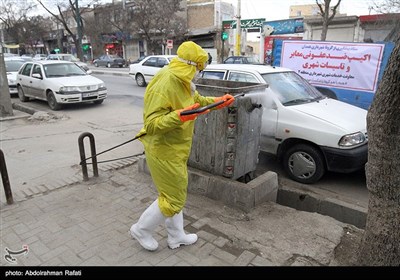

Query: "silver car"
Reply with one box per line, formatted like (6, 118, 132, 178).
(16, 60, 107, 110)
(46, 53, 92, 74)
(4, 57, 25, 95)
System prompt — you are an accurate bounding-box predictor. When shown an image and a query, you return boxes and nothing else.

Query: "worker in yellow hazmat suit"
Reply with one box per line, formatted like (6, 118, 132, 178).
(129, 41, 235, 251)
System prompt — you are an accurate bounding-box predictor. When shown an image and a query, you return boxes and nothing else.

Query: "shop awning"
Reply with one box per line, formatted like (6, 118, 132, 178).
(4, 44, 20, 49)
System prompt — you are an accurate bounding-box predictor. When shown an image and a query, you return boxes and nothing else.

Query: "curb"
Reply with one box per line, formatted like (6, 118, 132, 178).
(90, 70, 129, 76)
(277, 185, 367, 229)
(12, 102, 37, 115)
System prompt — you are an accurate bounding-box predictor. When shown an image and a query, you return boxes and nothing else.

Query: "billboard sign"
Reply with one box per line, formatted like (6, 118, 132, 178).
(263, 18, 304, 35)
(280, 40, 385, 92)
(222, 18, 265, 29)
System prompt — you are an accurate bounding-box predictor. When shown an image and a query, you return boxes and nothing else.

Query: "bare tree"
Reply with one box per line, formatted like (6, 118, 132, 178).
(370, 0, 400, 14)
(358, 1, 400, 266)
(89, 1, 134, 59)
(316, 0, 342, 41)
(129, 0, 186, 54)
(0, 54, 13, 117)
(0, 0, 37, 47)
(0, 0, 37, 117)
(358, 34, 400, 267)
(17, 16, 52, 54)
(36, 0, 99, 60)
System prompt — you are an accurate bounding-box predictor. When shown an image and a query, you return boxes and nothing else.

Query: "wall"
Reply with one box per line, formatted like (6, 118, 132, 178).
(187, 0, 215, 29)
(303, 16, 359, 42)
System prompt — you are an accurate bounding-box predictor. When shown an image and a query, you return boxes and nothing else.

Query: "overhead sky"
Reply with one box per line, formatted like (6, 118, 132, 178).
(222, 0, 384, 21)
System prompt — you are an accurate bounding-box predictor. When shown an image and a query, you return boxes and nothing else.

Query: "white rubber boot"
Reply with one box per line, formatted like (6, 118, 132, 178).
(165, 211, 198, 249)
(130, 199, 165, 251)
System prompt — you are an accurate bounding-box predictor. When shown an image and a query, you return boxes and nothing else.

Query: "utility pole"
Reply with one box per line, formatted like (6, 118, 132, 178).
(235, 0, 241, 56)
(76, 0, 83, 60)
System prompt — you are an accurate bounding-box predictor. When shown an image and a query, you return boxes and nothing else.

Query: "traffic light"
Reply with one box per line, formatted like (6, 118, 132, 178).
(54, 48, 60, 53)
(221, 31, 229, 41)
(82, 44, 90, 51)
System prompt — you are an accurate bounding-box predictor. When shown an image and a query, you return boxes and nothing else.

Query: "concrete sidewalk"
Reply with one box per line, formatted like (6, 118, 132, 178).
(0, 158, 363, 267)
(0, 84, 364, 268)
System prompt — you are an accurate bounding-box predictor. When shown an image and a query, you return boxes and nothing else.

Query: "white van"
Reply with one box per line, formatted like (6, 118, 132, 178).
(200, 64, 368, 184)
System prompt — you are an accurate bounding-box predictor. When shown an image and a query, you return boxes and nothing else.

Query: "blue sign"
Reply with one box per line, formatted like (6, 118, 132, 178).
(263, 18, 304, 35)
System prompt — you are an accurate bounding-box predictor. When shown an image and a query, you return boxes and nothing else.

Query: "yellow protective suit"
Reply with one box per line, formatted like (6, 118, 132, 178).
(136, 41, 215, 217)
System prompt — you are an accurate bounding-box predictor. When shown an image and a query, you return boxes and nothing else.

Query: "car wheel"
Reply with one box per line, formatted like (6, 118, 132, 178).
(107, 62, 111, 68)
(46, 91, 62, 111)
(283, 144, 325, 184)
(136, 73, 146, 87)
(17, 86, 29, 102)
(93, 99, 104, 105)
(94, 62, 99, 67)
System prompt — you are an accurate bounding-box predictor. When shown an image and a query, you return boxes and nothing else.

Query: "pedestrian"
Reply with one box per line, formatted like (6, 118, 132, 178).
(129, 41, 235, 251)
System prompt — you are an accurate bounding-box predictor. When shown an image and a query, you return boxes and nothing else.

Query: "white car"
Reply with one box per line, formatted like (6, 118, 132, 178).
(4, 57, 25, 95)
(33, 54, 47, 61)
(199, 64, 368, 184)
(16, 60, 107, 110)
(129, 55, 176, 87)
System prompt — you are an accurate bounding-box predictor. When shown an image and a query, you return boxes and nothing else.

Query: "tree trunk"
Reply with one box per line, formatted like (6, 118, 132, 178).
(320, 16, 329, 41)
(358, 38, 400, 266)
(0, 53, 14, 117)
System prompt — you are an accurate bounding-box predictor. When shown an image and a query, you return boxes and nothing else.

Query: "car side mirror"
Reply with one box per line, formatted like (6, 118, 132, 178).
(32, 73, 42, 79)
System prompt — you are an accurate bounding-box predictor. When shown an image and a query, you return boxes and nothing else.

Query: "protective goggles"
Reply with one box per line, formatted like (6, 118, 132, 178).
(178, 57, 208, 71)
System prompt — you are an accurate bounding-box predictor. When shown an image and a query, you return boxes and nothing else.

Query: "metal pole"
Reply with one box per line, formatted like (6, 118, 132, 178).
(259, 30, 264, 63)
(235, 0, 241, 56)
(0, 150, 14, 205)
(76, 0, 83, 60)
(221, 30, 225, 62)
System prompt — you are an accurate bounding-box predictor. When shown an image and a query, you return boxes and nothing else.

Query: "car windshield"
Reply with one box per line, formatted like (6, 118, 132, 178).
(5, 60, 25, 72)
(44, 63, 86, 78)
(246, 57, 259, 63)
(261, 71, 325, 106)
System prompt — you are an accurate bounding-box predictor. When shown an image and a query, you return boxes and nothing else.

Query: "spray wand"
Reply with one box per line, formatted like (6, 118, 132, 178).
(180, 93, 246, 115)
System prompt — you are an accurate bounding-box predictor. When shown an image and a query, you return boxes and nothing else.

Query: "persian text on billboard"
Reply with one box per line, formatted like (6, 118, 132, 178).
(280, 41, 384, 92)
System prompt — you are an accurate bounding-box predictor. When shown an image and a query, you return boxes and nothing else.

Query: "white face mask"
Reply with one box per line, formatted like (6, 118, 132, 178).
(190, 81, 196, 95)
(193, 69, 202, 81)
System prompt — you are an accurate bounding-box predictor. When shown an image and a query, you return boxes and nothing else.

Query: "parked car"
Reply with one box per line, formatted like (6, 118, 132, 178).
(16, 60, 107, 110)
(223, 56, 262, 64)
(93, 54, 126, 68)
(20, 54, 34, 62)
(129, 55, 176, 87)
(129, 56, 147, 64)
(199, 64, 368, 184)
(4, 57, 26, 95)
(46, 53, 92, 74)
(33, 54, 47, 61)
(4, 53, 18, 57)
